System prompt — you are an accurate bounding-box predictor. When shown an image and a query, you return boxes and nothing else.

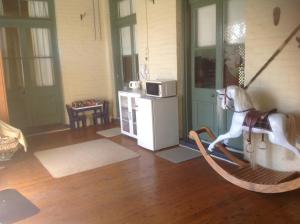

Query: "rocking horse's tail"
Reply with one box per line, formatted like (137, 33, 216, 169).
(287, 114, 297, 146)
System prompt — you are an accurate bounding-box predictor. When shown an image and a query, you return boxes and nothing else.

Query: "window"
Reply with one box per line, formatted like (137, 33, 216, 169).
(0, 0, 50, 19)
(223, 0, 246, 87)
(0, 0, 55, 87)
(118, 0, 135, 18)
(197, 5, 216, 47)
(28, 28, 55, 86)
(195, 4, 217, 89)
(0, 27, 24, 90)
(111, 0, 138, 86)
(120, 26, 133, 83)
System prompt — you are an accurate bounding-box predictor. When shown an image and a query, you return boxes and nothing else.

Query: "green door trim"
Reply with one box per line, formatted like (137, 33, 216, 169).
(0, 0, 65, 126)
(182, 0, 191, 137)
(51, 0, 65, 125)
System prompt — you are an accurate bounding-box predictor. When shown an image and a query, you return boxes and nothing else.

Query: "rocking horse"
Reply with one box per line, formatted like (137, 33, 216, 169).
(208, 85, 300, 158)
(190, 24, 300, 193)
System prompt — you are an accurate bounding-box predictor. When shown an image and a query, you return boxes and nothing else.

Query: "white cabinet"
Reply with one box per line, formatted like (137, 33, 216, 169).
(118, 91, 141, 138)
(136, 96, 179, 151)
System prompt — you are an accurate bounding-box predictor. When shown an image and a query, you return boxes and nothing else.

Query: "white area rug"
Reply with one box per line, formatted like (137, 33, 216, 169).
(156, 146, 201, 163)
(34, 139, 139, 178)
(97, 127, 121, 137)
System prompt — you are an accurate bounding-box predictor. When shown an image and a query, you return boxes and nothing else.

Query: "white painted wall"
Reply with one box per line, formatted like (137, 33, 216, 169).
(135, 0, 178, 80)
(54, 0, 115, 122)
(244, 0, 300, 171)
(135, 0, 184, 135)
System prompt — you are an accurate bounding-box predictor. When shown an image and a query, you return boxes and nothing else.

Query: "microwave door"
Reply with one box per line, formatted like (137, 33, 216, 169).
(146, 83, 160, 96)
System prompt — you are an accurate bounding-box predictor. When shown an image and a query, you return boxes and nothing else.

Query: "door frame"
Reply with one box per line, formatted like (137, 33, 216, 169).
(0, 0, 65, 127)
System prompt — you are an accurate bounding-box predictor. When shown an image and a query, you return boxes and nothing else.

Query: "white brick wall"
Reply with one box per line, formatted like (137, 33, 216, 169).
(136, 0, 184, 135)
(136, 0, 178, 80)
(54, 0, 115, 122)
(245, 0, 300, 171)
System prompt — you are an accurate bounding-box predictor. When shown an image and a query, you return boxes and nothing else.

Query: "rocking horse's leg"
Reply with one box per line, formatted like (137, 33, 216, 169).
(268, 133, 300, 158)
(223, 139, 229, 145)
(208, 133, 231, 152)
(208, 129, 242, 152)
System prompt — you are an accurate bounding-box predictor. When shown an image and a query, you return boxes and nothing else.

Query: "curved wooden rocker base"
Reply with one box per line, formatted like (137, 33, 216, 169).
(189, 127, 300, 194)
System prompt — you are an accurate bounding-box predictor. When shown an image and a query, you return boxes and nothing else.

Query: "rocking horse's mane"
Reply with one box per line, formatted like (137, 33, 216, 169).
(230, 86, 253, 111)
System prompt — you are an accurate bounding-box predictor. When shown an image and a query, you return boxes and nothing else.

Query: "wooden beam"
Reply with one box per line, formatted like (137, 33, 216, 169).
(244, 24, 300, 89)
(0, 51, 9, 123)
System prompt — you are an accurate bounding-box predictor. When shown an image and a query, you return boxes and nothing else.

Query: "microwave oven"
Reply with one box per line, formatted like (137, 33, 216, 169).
(145, 80, 176, 97)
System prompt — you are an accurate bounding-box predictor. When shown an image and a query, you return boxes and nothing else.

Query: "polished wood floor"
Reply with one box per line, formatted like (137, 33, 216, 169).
(0, 124, 300, 224)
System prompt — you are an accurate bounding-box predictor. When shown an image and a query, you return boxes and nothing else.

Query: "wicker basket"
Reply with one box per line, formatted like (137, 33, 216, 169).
(0, 136, 19, 161)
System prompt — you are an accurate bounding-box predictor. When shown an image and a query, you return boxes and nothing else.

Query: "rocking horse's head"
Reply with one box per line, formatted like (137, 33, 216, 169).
(216, 85, 253, 111)
(216, 86, 235, 110)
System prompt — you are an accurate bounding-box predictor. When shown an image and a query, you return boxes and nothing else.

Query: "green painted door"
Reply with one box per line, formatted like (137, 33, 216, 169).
(189, 0, 246, 149)
(0, 0, 63, 129)
(23, 25, 63, 127)
(0, 26, 31, 128)
(190, 0, 222, 139)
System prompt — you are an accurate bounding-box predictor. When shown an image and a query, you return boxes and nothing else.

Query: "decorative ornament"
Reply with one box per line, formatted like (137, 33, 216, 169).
(273, 7, 281, 26)
(297, 37, 300, 48)
(80, 12, 87, 21)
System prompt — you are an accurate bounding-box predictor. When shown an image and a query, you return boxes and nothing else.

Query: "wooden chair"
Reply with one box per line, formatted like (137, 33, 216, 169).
(66, 105, 87, 129)
(93, 101, 109, 125)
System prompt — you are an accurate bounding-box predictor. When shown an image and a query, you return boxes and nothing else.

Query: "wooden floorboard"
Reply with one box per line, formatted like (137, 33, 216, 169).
(0, 124, 299, 224)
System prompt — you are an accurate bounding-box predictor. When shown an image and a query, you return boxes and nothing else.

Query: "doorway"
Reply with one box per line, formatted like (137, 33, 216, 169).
(0, 0, 64, 129)
(188, 0, 246, 149)
(110, 0, 138, 92)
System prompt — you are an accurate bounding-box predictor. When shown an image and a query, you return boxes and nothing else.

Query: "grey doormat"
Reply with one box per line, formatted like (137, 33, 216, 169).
(96, 127, 121, 137)
(34, 139, 139, 178)
(0, 189, 39, 224)
(156, 146, 201, 163)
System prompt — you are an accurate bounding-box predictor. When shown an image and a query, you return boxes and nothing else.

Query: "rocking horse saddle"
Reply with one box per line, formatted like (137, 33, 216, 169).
(243, 108, 277, 143)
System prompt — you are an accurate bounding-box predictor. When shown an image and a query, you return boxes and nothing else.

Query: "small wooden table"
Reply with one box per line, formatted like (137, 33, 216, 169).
(68, 103, 103, 129)
(71, 104, 103, 114)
